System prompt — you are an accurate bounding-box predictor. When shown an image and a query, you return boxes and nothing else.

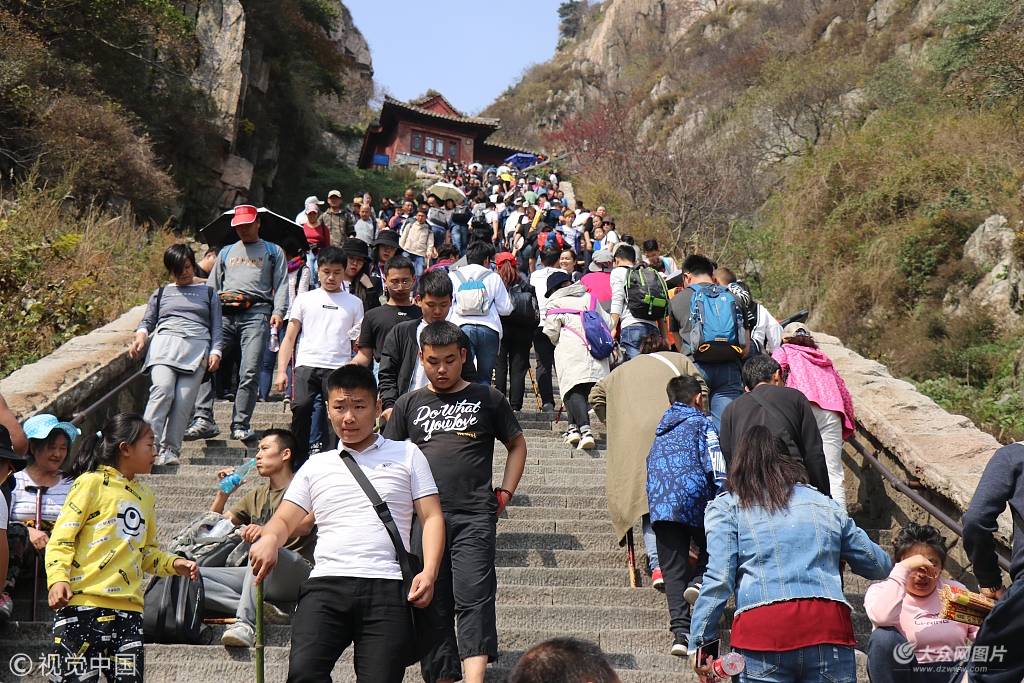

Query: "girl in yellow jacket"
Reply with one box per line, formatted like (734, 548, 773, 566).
(45, 413, 198, 683)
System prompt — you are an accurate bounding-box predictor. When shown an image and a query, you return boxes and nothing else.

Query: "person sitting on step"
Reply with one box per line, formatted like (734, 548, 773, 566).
(205, 429, 316, 649)
(865, 523, 977, 683)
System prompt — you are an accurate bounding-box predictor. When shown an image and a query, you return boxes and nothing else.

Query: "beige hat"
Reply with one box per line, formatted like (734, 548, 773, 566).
(783, 322, 811, 338)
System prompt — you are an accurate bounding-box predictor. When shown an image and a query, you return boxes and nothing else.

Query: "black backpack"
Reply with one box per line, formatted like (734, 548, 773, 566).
(625, 264, 669, 321)
(502, 281, 540, 328)
(143, 557, 205, 644)
(451, 206, 472, 225)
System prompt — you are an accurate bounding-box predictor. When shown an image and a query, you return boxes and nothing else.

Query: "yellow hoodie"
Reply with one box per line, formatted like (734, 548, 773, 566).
(45, 465, 178, 612)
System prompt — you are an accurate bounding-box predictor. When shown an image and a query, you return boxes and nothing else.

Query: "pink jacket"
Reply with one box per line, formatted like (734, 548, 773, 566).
(864, 563, 977, 662)
(772, 344, 855, 439)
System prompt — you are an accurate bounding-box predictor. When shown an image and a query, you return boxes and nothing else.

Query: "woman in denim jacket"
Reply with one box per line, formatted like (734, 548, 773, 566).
(689, 426, 892, 683)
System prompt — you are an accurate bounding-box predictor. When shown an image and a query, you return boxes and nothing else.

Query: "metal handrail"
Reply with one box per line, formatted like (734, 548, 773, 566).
(69, 368, 145, 426)
(848, 435, 1011, 572)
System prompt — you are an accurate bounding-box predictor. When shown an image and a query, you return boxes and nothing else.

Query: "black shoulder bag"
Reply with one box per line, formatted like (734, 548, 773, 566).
(338, 449, 444, 665)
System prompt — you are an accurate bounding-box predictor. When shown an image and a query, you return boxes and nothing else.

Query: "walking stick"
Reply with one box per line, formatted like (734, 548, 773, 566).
(527, 368, 543, 410)
(626, 528, 638, 588)
(255, 582, 264, 683)
(25, 485, 48, 621)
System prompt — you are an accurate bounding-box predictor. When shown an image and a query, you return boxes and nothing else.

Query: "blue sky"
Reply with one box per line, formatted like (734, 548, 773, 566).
(343, 0, 561, 115)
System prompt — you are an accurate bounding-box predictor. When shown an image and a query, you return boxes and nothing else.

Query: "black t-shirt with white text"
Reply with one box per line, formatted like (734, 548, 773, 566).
(383, 383, 522, 514)
(357, 304, 422, 362)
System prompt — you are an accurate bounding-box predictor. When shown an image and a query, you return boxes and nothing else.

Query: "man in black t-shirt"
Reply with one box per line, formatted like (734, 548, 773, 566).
(384, 321, 527, 683)
(352, 255, 422, 371)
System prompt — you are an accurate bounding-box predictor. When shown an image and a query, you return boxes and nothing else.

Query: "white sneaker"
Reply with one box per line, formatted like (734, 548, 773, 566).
(578, 431, 596, 450)
(155, 451, 180, 466)
(221, 622, 255, 648)
(564, 428, 581, 447)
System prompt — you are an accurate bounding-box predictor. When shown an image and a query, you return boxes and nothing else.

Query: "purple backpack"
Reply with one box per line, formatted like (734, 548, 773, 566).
(546, 295, 616, 360)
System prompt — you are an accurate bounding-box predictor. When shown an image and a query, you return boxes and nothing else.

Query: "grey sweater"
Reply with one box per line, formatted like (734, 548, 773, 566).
(210, 240, 288, 317)
(137, 284, 223, 355)
(962, 443, 1024, 587)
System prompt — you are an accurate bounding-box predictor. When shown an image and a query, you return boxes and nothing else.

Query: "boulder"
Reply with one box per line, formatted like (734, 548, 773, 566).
(943, 215, 1024, 328)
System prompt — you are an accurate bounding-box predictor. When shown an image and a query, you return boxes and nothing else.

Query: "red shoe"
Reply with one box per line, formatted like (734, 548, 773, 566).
(651, 568, 665, 590)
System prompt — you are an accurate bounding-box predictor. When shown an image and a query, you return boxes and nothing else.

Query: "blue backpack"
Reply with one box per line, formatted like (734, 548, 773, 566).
(547, 296, 616, 360)
(687, 283, 747, 363)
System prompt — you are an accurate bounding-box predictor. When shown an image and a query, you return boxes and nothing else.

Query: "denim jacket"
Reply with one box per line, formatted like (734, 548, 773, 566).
(688, 484, 892, 651)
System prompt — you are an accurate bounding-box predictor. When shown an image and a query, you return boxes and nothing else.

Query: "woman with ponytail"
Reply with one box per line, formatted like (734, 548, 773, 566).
(46, 413, 199, 682)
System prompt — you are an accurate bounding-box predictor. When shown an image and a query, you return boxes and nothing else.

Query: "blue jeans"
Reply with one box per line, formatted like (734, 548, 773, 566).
(259, 348, 292, 400)
(461, 324, 500, 387)
(867, 627, 953, 683)
(452, 224, 469, 256)
(431, 225, 448, 253)
(642, 514, 659, 571)
(620, 322, 657, 361)
(410, 254, 426, 278)
(738, 644, 856, 683)
(694, 360, 743, 429)
(194, 310, 269, 432)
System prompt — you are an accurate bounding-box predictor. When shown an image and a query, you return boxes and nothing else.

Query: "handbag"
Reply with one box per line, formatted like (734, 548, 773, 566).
(338, 449, 444, 665)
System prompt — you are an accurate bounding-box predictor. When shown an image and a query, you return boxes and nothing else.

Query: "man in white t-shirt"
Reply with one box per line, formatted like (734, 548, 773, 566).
(448, 243, 513, 388)
(275, 246, 364, 458)
(250, 365, 445, 683)
(529, 245, 563, 413)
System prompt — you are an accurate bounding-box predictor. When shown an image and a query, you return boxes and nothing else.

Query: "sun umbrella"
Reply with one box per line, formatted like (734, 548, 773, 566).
(425, 182, 466, 204)
(200, 207, 310, 251)
(505, 153, 539, 170)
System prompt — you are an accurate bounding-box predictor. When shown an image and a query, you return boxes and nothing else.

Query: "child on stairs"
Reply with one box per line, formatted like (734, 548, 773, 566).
(45, 413, 199, 683)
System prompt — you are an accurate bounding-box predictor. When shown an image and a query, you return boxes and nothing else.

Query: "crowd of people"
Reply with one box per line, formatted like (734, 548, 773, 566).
(0, 165, 1022, 683)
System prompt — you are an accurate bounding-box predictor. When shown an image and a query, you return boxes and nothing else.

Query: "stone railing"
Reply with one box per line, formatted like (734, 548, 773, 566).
(0, 306, 148, 436)
(815, 332, 1010, 586)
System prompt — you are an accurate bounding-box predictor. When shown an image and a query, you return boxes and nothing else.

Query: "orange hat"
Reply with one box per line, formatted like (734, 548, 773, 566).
(495, 252, 516, 267)
(230, 205, 259, 226)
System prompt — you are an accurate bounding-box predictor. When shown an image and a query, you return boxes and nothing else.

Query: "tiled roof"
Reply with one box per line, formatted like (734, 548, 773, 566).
(383, 95, 500, 128)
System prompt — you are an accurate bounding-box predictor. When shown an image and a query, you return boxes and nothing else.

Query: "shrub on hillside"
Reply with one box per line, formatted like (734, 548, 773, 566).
(0, 172, 174, 378)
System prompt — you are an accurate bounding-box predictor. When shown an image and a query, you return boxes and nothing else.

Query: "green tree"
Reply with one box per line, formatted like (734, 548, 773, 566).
(558, 1, 589, 41)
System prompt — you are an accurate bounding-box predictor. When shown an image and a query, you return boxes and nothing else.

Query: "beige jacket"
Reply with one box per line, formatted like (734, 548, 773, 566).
(589, 352, 709, 543)
(543, 284, 612, 395)
(398, 221, 435, 257)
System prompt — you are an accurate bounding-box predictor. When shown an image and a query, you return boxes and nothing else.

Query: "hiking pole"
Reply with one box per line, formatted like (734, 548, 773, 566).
(255, 582, 264, 683)
(527, 368, 543, 410)
(26, 485, 48, 621)
(626, 528, 638, 588)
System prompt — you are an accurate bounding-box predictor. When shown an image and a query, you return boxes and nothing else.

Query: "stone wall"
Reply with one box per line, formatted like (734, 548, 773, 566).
(0, 306, 150, 439)
(816, 332, 1013, 584)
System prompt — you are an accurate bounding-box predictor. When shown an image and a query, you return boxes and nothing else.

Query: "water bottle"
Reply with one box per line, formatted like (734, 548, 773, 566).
(269, 327, 280, 353)
(710, 653, 745, 679)
(219, 458, 256, 494)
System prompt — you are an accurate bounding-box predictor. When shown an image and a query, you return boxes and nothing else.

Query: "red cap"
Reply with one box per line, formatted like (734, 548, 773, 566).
(230, 205, 259, 227)
(495, 252, 516, 266)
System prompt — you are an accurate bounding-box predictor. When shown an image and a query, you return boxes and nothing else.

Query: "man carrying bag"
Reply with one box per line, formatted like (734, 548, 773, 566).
(249, 365, 445, 683)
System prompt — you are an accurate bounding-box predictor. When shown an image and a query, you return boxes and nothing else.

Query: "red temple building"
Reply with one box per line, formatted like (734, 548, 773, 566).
(357, 93, 530, 170)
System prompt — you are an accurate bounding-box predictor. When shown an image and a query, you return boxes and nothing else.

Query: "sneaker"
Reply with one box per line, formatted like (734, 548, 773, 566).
(684, 580, 703, 605)
(283, 396, 291, 405)
(541, 403, 555, 414)
(231, 429, 259, 444)
(651, 567, 665, 590)
(308, 442, 323, 455)
(221, 622, 255, 648)
(0, 592, 12, 621)
(578, 428, 596, 450)
(183, 419, 220, 441)
(154, 451, 180, 466)
(670, 632, 689, 657)
(264, 603, 291, 625)
(563, 426, 581, 447)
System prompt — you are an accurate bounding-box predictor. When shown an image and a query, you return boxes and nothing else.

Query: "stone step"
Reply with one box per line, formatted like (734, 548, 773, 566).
(145, 483, 611, 503)
(147, 459, 610, 478)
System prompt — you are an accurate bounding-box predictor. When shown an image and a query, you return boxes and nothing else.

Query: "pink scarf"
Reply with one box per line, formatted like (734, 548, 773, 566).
(772, 344, 856, 439)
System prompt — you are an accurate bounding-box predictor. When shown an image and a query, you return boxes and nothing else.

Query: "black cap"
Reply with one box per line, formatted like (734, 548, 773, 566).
(341, 238, 370, 259)
(545, 271, 573, 298)
(0, 425, 28, 472)
(371, 230, 401, 249)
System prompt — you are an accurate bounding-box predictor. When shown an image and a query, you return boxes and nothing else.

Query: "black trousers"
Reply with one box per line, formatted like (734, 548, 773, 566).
(495, 326, 533, 410)
(564, 382, 595, 428)
(51, 606, 144, 683)
(652, 520, 708, 637)
(413, 511, 498, 683)
(291, 366, 338, 457)
(287, 576, 412, 683)
(532, 329, 555, 406)
(964, 571, 1024, 683)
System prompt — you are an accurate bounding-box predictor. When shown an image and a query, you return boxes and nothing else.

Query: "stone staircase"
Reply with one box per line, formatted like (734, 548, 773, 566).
(1, 384, 891, 682)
